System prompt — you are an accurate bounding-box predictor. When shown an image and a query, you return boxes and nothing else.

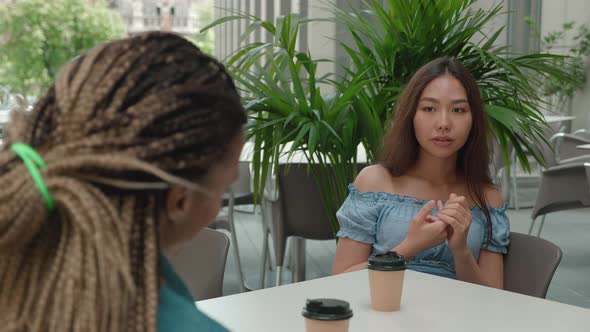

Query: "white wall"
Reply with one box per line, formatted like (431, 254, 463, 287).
(472, 0, 509, 47)
(541, 0, 590, 130)
(541, 0, 590, 36)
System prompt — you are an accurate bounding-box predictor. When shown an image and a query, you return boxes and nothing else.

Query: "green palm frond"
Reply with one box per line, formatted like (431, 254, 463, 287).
(205, 12, 372, 231)
(331, 0, 580, 172)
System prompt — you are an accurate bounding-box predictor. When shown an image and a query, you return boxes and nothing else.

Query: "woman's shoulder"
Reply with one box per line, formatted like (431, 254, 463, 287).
(484, 185, 505, 209)
(353, 164, 395, 193)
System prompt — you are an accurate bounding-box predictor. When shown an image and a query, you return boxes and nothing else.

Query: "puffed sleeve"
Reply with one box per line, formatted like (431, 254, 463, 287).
(336, 185, 381, 244)
(481, 206, 510, 254)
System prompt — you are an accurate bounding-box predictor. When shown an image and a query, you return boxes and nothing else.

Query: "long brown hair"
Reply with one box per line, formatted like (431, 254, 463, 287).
(380, 57, 494, 239)
(0, 32, 246, 331)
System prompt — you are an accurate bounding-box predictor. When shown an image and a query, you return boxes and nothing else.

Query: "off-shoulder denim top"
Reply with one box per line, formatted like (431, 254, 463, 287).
(336, 184, 510, 279)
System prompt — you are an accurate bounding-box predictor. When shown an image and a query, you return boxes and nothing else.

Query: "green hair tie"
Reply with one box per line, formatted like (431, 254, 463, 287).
(10, 143, 55, 210)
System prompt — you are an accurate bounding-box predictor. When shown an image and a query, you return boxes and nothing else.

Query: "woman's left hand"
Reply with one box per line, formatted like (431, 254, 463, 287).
(436, 193, 472, 255)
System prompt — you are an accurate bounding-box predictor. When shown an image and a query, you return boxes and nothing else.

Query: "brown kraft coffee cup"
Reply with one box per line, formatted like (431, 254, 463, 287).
(302, 298, 353, 332)
(367, 251, 406, 312)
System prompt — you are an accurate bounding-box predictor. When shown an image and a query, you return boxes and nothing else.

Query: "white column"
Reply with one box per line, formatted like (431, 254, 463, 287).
(132, 0, 144, 32)
(223, 0, 230, 59)
(231, 0, 239, 55)
(239, 1, 248, 46)
(214, 0, 222, 58)
(273, 0, 281, 17)
(291, 0, 300, 13)
(217, 0, 224, 58)
(306, 2, 337, 93)
(187, 1, 197, 31)
(247, 0, 257, 44)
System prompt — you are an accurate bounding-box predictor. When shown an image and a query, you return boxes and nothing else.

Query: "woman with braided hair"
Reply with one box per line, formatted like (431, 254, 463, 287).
(0, 31, 245, 331)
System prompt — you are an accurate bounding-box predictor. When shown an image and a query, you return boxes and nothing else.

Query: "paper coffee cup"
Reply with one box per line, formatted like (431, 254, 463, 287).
(302, 298, 353, 332)
(367, 251, 406, 312)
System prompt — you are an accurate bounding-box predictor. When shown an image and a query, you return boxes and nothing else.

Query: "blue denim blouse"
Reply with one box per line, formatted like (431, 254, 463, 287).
(336, 184, 510, 279)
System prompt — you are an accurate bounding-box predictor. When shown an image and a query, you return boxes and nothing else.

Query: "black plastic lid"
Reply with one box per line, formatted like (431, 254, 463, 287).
(302, 299, 353, 321)
(367, 251, 406, 271)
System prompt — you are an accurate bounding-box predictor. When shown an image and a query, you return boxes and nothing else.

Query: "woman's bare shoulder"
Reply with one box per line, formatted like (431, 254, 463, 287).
(353, 164, 396, 193)
(484, 185, 505, 208)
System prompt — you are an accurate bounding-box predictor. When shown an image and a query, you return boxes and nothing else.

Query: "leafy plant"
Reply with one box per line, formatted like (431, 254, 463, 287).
(0, 0, 125, 98)
(205, 0, 580, 233)
(187, 0, 215, 55)
(331, 0, 580, 172)
(204, 13, 372, 232)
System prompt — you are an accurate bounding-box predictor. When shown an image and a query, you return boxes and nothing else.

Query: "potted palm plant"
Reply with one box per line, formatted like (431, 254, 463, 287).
(206, 13, 372, 232)
(331, 0, 580, 172)
(205, 0, 579, 233)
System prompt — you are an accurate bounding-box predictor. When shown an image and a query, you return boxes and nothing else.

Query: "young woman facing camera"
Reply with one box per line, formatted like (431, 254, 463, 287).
(332, 57, 509, 289)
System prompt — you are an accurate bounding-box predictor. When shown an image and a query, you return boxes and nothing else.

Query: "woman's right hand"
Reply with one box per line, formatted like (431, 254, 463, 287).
(394, 200, 448, 260)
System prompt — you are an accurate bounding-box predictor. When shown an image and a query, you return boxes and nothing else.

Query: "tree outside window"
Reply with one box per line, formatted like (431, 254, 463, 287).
(0, 0, 125, 100)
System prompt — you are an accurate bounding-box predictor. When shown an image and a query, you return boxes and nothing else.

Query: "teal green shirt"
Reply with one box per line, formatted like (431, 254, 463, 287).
(157, 256, 229, 332)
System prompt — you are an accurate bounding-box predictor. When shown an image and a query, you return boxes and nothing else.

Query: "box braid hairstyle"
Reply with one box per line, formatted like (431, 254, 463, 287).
(0, 31, 246, 332)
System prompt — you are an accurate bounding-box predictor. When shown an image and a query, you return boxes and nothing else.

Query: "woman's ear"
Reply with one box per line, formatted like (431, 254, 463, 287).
(165, 185, 191, 225)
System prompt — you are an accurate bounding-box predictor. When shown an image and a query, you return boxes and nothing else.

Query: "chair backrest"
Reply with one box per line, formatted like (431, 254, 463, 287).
(168, 228, 230, 300)
(551, 133, 590, 164)
(503, 232, 562, 298)
(276, 163, 336, 240)
(532, 163, 590, 219)
(229, 161, 252, 194)
(267, 162, 366, 266)
(573, 128, 590, 140)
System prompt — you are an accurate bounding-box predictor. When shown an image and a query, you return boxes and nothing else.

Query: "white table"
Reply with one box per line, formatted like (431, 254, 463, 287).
(239, 141, 368, 163)
(198, 270, 590, 332)
(577, 144, 590, 150)
(544, 115, 576, 123)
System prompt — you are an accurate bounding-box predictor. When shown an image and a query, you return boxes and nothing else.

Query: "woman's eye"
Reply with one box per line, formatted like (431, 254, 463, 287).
(453, 108, 466, 113)
(423, 107, 435, 112)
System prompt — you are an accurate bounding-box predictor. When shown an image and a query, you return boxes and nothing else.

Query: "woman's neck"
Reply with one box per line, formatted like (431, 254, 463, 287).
(407, 150, 460, 185)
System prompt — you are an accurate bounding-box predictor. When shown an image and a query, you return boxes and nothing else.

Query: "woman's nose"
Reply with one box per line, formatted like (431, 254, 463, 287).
(436, 111, 451, 131)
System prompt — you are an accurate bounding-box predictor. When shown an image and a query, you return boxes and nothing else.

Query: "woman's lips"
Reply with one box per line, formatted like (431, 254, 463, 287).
(432, 137, 453, 146)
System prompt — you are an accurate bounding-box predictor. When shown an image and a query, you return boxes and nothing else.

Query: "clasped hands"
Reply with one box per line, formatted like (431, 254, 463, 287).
(398, 193, 472, 258)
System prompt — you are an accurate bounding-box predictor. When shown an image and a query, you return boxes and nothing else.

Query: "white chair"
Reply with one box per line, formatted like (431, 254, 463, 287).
(508, 124, 583, 210)
(550, 132, 590, 165)
(573, 128, 590, 140)
(528, 163, 590, 236)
